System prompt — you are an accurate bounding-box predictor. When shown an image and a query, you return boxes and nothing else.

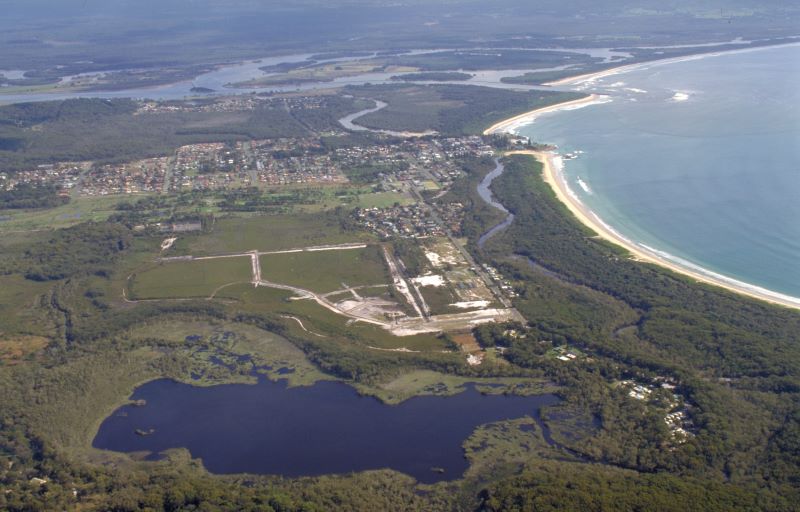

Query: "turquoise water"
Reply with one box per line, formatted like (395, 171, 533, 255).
(517, 44, 800, 300)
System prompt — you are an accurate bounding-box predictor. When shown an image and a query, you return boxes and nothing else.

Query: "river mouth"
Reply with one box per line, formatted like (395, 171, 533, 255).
(92, 377, 560, 484)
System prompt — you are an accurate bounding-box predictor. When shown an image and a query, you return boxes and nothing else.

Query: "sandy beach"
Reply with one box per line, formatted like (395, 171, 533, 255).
(543, 65, 642, 87)
(482, 45, 800, 310)
(483, 94, 603, 135)
(545, 40, 800, 88)
(503, 149, 800, 310)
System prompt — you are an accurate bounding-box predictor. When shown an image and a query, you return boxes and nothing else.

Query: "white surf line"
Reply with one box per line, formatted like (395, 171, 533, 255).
(381, 246, 425, 319)
(532, 150, 800, 310)
(547, 40, 800, 87)
(482, 94, 606, 135)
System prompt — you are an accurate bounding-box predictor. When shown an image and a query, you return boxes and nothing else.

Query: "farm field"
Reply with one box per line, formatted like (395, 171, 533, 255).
(129, 256, 252, 299)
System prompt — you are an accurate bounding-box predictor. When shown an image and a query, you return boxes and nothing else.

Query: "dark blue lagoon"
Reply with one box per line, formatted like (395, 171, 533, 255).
(93, 378, 560, 483)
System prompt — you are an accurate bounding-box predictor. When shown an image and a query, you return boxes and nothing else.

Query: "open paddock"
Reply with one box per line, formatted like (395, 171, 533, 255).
(185, 214, 373, 256)
(129, 256, 252, 299)
(259, 245, 389, 294)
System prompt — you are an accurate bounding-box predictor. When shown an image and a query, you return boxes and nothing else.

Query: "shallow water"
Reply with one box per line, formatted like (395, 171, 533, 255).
(517, 44, 800, 299)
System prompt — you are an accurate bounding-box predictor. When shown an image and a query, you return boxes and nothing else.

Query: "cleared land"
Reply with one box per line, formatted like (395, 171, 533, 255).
(0, 195, 137, 232)
(127, 236, 519, 342)
(185, 214, 372, 255)
(259, 245, 389, 294)
(129, 257, 251, 299)
(0, 274, 58, 336)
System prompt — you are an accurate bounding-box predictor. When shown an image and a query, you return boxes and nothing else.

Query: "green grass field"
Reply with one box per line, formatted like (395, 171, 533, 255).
(417, 284, 461, 315)
(259, 246, 389, 294)
(0, 195, 140, 232)
(352, 191, 413, 209)
(129, 257, 252, 299)
(0, 275, 57, 336)
(185, 214, 373, 255)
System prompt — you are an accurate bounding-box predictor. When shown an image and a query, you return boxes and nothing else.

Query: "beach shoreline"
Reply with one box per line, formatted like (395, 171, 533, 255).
(544, 40, 800, 87)
(504, 149, 800, 310)
(482, 43, 800, 310)
(483, 94, 604, 135)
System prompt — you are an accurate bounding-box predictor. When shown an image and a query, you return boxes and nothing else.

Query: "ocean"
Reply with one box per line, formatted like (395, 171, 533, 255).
(516, 44, 800, 301)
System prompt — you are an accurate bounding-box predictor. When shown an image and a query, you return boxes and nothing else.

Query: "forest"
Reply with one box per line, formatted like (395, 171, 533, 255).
(349, 85, 583, 135)
(0, 183, 69, 209)
(0, 96, 361, 172)
(466, 155, 800, 507)
(1, 151, 798, 510)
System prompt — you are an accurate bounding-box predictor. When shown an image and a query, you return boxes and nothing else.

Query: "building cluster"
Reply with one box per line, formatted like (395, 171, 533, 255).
(437, 136, 495, 159)
(0, 163, 86, 193)
(619, 379, 696, 443)
(433, 201, 466, 234)
(250, 139, 346, 186)
(332, 138, 477, 195)
(169, 143, 248, 192)
(82, 158, 169, 196)
(354, 204, 444, 239)
(553, 345, 581, 362)
(482, 263, 518, 298)
(136, 94, 333, 114)
(2, 131, 498, 202)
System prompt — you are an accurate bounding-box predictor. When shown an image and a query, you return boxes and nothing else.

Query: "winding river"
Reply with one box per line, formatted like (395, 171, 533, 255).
(337, 99, 437, 137)
(477, 159, 514, 249)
